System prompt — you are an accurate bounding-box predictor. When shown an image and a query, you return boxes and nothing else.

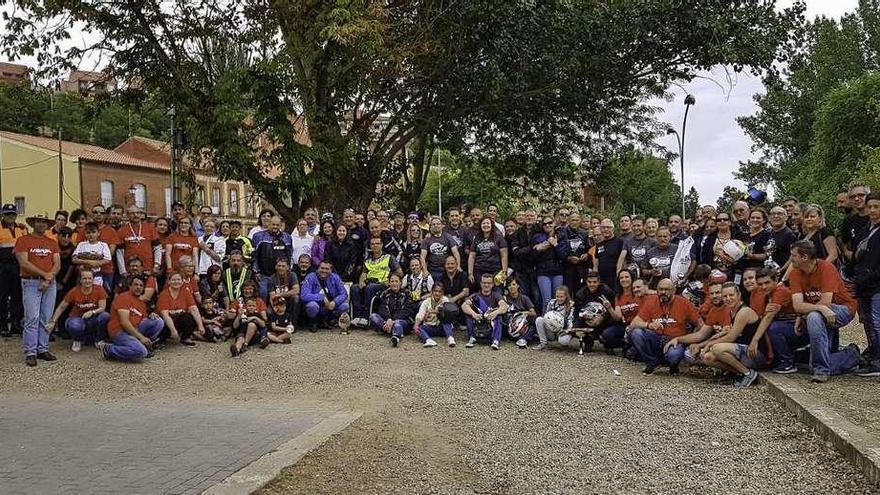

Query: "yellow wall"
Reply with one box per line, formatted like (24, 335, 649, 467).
(0, 138, 81, 217)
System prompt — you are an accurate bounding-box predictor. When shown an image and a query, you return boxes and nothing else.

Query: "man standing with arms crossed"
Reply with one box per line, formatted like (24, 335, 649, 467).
(15, 213, 61, 367)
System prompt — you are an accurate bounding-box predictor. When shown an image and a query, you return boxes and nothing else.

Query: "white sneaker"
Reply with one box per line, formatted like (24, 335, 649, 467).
(491, 340, 500, 350)
(71, 341, 82, 353)
(447, 336, 456, 347)
(515, 338, 527, 348)
(465, 337, 477, 348)
(423, 338, 438, 347)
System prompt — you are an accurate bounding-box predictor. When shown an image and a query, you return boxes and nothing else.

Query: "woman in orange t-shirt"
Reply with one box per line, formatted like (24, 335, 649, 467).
(156, 272, 206, 345)
(164, 217, 199, 274)
(47, 269, 109, 351)
(603, 269, 646, 353)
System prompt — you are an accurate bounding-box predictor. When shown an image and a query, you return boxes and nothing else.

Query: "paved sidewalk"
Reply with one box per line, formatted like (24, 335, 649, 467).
(0, 396, 342, 495)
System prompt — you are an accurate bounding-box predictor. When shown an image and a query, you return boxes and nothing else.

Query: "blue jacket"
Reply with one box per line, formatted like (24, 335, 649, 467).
(252, 229, 293, 276)
(300, 272, 348, 307)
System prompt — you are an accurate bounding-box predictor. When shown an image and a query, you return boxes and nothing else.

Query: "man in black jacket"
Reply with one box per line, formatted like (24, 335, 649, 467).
(853, 192, 880, 376)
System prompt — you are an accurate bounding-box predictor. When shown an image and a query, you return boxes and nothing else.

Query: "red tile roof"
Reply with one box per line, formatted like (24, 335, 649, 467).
(0, 131, 168, 171)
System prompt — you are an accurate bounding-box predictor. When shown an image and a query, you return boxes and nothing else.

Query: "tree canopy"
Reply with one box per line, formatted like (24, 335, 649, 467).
(2, 1, 801, 223)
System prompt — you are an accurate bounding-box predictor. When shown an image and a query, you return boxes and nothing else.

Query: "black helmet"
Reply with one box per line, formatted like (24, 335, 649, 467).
(438, 302, 460, 323)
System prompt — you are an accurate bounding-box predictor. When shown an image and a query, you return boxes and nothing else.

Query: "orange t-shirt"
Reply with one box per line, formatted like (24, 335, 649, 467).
(98, 224, 119, 247)
(789, 259, 857, 315)
(749, 283, 795, 317)
(108, 291, 147, 339)
(119, 222, 158, 267)
(64, 285, 108, 318)
(181, 276, 200, 297)
(165, 233, 198, 272)
(615, 293, 642, 324)
(636, 294, 700, 338)
(156, 288, 197, 314)
(703, 303, 732, 327)
(14, 235, 58, 277)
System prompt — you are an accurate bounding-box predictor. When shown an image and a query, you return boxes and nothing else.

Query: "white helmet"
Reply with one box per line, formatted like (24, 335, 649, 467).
(507, 311, 530, 338)
(542, 310, 565, 334)
(722, 239, 750, 262)
(579, 302, 606, 321)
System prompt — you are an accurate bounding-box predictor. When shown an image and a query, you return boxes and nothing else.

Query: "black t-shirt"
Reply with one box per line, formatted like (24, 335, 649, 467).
(624, 236, 656, 266)
(800, 226, 835, 261)
(470, 235, 507, 274)
(440, 270, 469, 298)
(767, 227, 797, 268)
(645, 244, 678, 279)
(596, 237, 624, 286)
(468, 292, 500, 312)
(841, 213, 870, 250)
(739, 229, 771, 269)
(504, 293, 535, 313)
(421, 233, 457, 273)
(443, 224, 468, 248)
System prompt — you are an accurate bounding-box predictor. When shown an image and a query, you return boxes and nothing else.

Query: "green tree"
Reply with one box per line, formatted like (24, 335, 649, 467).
(2, 1, 801, 224)
(716, 186, 746, 214)
(0, 81, 49, 134)
(593, 150, 680, 219)
(683, 186, 701, 221)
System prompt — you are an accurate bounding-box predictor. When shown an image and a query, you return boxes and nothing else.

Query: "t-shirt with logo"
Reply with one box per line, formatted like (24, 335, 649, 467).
(767, 227, 797, 268)
(443, 225, 467, 248)
(72, 240, 112, 277)
(265, 272, 299, 301)
(420, 233, 457, 273)
(749, 283, 795, 319)
(119, 222, 159, 267)
(166, 233, 199, 272)
(623, 236, 656, 266)
(470, 235, 507, 275)
(108, 291, 147, 339)
(14, 234, 59, 277)
(788, 259, 857, 315)
(645, 244, 677, 280)
(156, 287, 197, 314)
(614, 293, 642, 324)
(64, 285, 108, 318)
(636, 294, 700, 338)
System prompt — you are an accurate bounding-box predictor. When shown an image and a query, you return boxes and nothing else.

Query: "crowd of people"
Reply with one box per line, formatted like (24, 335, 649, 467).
(2, 184, 879, 387)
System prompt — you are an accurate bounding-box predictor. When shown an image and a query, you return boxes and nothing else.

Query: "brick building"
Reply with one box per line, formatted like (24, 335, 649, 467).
(0, 62, 28, 85)
(60, 70, 117, 97)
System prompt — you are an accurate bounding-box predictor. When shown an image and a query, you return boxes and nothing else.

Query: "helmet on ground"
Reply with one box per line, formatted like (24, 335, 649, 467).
(542, 310, 565, 334)
(722, 239, 750, 262)
(438, 302, 460, 323)
(578, 302, 605, 321)
(507, 311, 530, 338)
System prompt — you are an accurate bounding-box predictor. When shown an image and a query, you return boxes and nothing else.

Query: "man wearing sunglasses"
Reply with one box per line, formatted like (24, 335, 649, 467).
(841, 183, 871, 278)
(731, 200, 751, 237)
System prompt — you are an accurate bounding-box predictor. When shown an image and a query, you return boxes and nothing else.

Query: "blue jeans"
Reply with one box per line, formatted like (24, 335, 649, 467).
(466, 315, 502, 342)
(803, 305, 858, 376)
(629, 328, 685, 366)
(418, 323, 454, 342)
(304, 301, 350, 320)
(65, 312, 110, 344)
(859, 293, 880, 366)
(106, 318, 164, 362)
(352, 283, 385, 318)
(767, 320, 799, 369)
(600, 324, 626, 349)
(22, 279, 56, 356)
(537, 275, 563, 313)
(369, 313, 412, 337)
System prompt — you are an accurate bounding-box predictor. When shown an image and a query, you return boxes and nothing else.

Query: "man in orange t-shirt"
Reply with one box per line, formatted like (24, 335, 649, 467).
(669, 282, 730, 365)
(14, 213, 61, 366)
(98, 276, 164, 361)
(118, 205, 159, 275)
(785, 240, 860, 382)
(628, 278, 702, 375)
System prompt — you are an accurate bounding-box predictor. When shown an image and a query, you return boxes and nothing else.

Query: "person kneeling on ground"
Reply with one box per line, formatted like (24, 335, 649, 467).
(574, 271, 616, 353)
(628, 278, 702, 375)
(230, 297, 270, 356)
(532, 286, 576, 351)
(156, 272, 207, 346)
(463, 273, 508, 350)
(369, 273, 414, 347)
(413, 282, 456, 348)
(267, 296, 294, 344)
(300, 261, 350, 331)
(198, 295, 226, 341)
(47, 268, 109, 352)
(502, 277, 537, 349)
(671, 282, 730, 367)
(97, 276, 164, 361)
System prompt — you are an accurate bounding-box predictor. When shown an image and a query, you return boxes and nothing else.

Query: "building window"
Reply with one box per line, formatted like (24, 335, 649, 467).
(245, 190, 255, 216)
(132, 183, 146, 209)
(196, 186, 206, 208)
(14, 197, 25, 216)
(100, 181, 114, 207)
(211, 186, 221, 214)
(164, 187, 172, 216)
(228, 187, 239, 215)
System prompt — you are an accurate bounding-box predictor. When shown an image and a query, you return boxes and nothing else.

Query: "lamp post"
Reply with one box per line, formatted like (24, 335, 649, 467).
(667, 94, 695, 219)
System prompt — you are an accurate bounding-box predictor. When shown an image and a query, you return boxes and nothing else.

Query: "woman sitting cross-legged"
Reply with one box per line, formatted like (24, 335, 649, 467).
(156, 271, 208, 346)
(369, 273, 414, 347)
(413, 282, 456, 348)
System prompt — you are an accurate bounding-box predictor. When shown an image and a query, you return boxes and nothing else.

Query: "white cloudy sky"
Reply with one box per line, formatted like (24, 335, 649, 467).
(657, 0, 860, 205)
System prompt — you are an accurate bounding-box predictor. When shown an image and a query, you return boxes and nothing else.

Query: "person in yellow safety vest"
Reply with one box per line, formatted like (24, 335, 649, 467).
(0, 204, 28, 336)
(350, 237, 402, 326)
(223, 251, 254, 303)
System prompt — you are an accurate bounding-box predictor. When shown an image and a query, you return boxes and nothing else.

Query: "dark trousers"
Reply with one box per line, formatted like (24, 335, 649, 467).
(0, 261, 22, 329)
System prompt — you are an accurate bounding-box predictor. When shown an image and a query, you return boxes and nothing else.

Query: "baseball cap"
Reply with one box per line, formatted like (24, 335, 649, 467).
(1, 204, 17, 215)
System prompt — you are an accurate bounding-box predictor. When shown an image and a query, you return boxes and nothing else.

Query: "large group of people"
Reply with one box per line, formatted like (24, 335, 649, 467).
(2, 184, 879, 387)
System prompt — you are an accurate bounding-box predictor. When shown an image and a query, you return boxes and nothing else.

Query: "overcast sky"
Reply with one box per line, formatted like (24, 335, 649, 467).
(657, 0, 860, 205)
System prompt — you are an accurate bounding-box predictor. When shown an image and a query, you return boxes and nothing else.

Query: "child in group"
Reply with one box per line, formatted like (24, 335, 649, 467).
(72, 222, 112, 292)
(229, 297, 269, 356)
(199, 296, 225, 342)
(267, 296, 294, 344)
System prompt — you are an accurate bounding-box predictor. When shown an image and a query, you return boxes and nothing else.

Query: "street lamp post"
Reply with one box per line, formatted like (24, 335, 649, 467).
(667, 94, 695, 219)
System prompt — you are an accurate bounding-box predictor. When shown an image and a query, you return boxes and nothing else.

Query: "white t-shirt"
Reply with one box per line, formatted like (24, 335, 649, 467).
(248, 225, 265, 238)
(72, 240, 111, 284)
(291, 232, 314, 263)
(198, 233, 226, 275)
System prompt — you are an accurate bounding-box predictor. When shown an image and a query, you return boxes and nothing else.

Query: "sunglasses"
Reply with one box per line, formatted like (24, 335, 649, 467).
(92, 210, 105, 214)
(850, 193, 866, 199)
(717, 217, 730, 222)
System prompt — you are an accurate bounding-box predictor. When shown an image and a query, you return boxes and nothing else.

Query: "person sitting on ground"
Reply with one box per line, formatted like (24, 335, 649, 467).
(352, 236, 401, 325)
(602, 269, 645, 355)
(72, 222, 112, 292)
(778, 240, 860, 383)
(675, 282, 731, 366)
(295, 253, 315, 283)
(97, 276, 164, 362)
(748, 267, 797, 374)
(462, 273, 509, 350)
(696, 283, 768, 388)
(401, 257, 434, 302)
(369, 273, 414, 347)
(501, 277, 537, 349)
(413, 282, 456, 348)
(439, 255, 470, 306)
(267, 296, 295, 344)
(156, 271, 207, 346)
(122, 257, 158, 302)
(300, 261, 350, 330)
(532, 285, 576, 351)
(198, 295, 226, 342)
(573, 270, 616, 353)
(260, 258, 300, 318)
(628, 278, 702, 375)
(229, 297, 270, 356)
(47, 268, 109, 352)
(199, 265, 227, 308)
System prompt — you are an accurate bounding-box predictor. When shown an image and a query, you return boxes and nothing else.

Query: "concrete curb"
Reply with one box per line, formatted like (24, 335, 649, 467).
(759, 372, 880, 485)
(203, 411, 362, 495)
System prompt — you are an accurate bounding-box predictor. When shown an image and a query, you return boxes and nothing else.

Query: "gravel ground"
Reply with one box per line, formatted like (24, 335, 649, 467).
(0, 329, 877, 494)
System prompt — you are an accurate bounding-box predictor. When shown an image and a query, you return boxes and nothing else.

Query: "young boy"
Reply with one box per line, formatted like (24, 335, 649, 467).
(230, 297, 269, 356)
(267, 296, 294, 344)
(72, 222, 112, 291)
(199, 296, 225, 341)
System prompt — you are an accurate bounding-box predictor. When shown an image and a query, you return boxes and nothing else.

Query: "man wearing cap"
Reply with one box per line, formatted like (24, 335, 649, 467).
(0, 204, 27, 337)
(15, 213, 61, 366)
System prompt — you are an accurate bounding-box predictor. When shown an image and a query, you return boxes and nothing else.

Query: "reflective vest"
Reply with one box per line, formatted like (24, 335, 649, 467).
(364, 254, 391, 283)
